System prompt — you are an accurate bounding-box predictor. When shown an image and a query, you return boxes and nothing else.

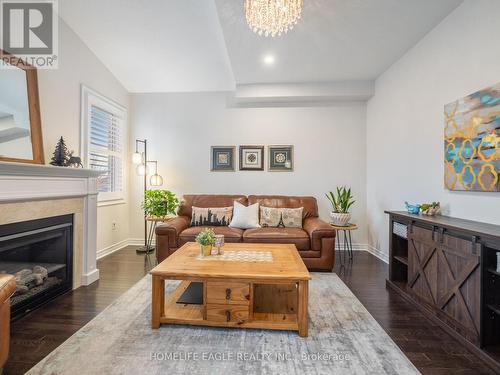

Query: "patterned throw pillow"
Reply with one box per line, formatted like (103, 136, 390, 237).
(259, 206, 303, 228)
(191, 206, 233, 227)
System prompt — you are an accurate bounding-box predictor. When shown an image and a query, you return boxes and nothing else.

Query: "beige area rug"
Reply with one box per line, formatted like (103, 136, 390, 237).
(27, 274, 420, 375)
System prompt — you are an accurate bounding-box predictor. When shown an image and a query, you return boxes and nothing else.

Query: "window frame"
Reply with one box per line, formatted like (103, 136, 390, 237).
(80, 85, 127, 206)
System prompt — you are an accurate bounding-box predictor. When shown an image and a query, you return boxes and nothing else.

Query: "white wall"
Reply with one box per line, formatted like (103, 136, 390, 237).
(366, 0, 500, 258)
(130, 92, 367, 246)
(37, 20, 130, 254)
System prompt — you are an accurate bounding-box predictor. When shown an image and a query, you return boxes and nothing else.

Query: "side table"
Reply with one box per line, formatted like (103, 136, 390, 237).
(143, 216, 176, 269)
(330, 223, 358, 265)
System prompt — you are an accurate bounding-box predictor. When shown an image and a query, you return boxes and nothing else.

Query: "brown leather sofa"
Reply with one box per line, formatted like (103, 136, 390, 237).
(1, 274, 16, 373)
(156, 195, 336, 271)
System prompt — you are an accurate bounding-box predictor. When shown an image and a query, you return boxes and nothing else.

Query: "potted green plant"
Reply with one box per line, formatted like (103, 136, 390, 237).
(141, 190, 179, 219)
(195, 228, 216, 257)
(326, 186, 355, 226)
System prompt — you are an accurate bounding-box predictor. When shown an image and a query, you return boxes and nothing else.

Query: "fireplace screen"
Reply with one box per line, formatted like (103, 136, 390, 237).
(0, 214, 73, 318)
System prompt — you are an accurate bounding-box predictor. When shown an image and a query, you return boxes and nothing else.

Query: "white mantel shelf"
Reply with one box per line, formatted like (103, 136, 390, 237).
(0, 161, 101, 287)
(0, 161, 101, 178)
(0, 161, 101, 203)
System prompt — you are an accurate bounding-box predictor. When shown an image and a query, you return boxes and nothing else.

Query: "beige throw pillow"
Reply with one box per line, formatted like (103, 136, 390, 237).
(260, 206, 303, 228)
(191, 206, 233, 227)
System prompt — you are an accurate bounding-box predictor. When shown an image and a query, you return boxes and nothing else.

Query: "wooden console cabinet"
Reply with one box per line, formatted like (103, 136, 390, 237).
(386, 211, 500, 372)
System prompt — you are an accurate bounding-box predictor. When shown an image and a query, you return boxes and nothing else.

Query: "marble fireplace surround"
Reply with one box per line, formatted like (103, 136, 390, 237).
(0, 161, 101, 288)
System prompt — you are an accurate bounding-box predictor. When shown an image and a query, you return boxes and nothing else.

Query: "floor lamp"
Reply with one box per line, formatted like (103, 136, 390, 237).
(132, 139, 164, 254)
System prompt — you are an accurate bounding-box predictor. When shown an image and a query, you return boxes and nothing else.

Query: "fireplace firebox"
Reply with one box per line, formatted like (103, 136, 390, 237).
(0, 214, 73, 319)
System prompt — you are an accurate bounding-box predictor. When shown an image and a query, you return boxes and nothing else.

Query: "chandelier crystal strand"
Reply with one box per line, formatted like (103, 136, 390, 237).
(245, 0, 303, 37)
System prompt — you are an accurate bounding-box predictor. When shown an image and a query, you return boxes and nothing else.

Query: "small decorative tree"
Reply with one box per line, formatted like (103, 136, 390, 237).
(50, 137, 70, 166)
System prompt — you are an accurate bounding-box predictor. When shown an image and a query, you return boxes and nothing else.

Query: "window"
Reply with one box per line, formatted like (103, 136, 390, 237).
(81, 86, 127, 204)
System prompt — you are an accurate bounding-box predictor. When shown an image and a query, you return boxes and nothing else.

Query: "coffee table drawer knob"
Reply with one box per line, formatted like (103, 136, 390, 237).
(206, 304, 249, 324)
(206, 282, 250, 305)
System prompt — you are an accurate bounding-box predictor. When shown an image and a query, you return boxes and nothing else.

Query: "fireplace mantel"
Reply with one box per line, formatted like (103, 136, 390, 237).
(0, 161, 101, 286)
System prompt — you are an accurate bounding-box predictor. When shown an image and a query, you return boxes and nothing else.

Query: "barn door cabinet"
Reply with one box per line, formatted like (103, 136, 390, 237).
(385, 211, 500, 372)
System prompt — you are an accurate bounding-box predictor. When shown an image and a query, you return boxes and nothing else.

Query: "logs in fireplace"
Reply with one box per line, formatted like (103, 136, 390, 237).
(0, 214, 73, 319)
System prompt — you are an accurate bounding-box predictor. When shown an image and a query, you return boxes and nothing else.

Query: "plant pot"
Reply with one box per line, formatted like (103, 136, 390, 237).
(330, 212, 351, 226)
(200, 244, 213, 257)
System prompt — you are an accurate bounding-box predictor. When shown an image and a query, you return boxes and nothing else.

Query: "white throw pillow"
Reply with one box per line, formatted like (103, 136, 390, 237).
(229, 201, 260, 229)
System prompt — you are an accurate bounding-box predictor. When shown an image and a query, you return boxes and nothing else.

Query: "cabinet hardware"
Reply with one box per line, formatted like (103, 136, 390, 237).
(225, 310, 231, 322)
(225, 288, 231, 300)
(438, 227, 445, 243)
(432, 226, 438, 242)
(471, 236, 479, 255)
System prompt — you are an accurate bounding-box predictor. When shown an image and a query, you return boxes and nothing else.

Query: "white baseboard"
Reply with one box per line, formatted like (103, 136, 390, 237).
(97, 238, 130, 260)
(335, 242, 367, 252)
(97, 238, 155, 260)
(127, 238, 155, 246)
(81, 269, 100, 286)
(365, 244, 389, 264)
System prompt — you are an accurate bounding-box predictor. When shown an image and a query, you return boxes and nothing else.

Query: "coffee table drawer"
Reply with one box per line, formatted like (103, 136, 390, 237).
(206, 304, 249, 324)
(206, 281, 250, 305)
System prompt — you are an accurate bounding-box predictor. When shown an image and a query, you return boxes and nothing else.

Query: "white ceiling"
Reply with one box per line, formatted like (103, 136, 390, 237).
(60, 0, 463, 93)
(216, 0, 463, 84)
(59, 0, 235, 93)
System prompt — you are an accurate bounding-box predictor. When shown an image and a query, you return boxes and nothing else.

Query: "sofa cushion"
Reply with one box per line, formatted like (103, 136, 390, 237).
(247, 195, 318, 218)
(179, 226, 243, 245)
(260, 206, 303, 228)
(242, 228, 310, 250)
(178, 195, 248, 219)
(229, 201, 260, 229)
(190, 206, 233, 226)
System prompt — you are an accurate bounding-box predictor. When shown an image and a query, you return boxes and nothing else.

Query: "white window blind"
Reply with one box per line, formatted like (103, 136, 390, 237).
(81, 86, 126, 204)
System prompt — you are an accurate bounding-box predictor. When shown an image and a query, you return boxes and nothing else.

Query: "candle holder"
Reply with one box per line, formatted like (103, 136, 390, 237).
(214, 235, 225, 255)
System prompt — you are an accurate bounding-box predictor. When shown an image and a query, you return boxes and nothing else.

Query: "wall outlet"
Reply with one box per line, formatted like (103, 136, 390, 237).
(112, 222, 118, 231)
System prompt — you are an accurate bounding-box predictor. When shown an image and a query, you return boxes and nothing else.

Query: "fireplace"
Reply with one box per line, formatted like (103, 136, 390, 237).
(0, 214, 73, 319)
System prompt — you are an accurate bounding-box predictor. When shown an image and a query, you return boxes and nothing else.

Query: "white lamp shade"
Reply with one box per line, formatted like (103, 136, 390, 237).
(136, 164, 149, 176)
(150, 174, 163, 186)
(132, 152, 142, 164)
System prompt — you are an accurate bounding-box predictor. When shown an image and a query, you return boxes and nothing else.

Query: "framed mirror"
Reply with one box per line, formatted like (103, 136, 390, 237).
(0, 49, 44, 164)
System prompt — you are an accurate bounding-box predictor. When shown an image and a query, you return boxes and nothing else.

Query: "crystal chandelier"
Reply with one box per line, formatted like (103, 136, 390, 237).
(245, 0, 303, 37)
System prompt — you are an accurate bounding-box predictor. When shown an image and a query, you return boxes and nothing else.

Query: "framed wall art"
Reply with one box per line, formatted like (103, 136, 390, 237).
(239, 145, 264, 171)
(268, 145, 294, 172)
(211, 146, 235, 171)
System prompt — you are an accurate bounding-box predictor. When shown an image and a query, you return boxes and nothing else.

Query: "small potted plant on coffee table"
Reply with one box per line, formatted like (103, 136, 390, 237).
(196, 228, 216, 257)
(326, 186, 355, 227)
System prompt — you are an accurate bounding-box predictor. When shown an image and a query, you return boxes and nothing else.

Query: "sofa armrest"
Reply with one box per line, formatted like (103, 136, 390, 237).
(156, 216, 190, 246)
(0, 274, 16, 305)
(303, 217, 335, 251)
(155, 216, 190, 262)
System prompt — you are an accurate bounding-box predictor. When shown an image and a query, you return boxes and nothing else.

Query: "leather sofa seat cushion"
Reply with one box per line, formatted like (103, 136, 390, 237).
(247, 195, 318, 219)
(243, 228, 310, 250)
(179, 226, 244, 244)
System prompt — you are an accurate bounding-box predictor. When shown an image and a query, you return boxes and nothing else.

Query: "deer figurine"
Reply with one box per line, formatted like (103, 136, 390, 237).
(67, 151, 83, 168)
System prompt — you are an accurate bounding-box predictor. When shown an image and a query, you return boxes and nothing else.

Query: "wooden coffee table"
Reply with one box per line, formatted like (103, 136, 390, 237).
(150, 242, 311, 336)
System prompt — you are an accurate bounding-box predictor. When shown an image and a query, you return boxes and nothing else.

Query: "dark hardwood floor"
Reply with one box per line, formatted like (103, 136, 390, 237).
(4, 248, 497, 374)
